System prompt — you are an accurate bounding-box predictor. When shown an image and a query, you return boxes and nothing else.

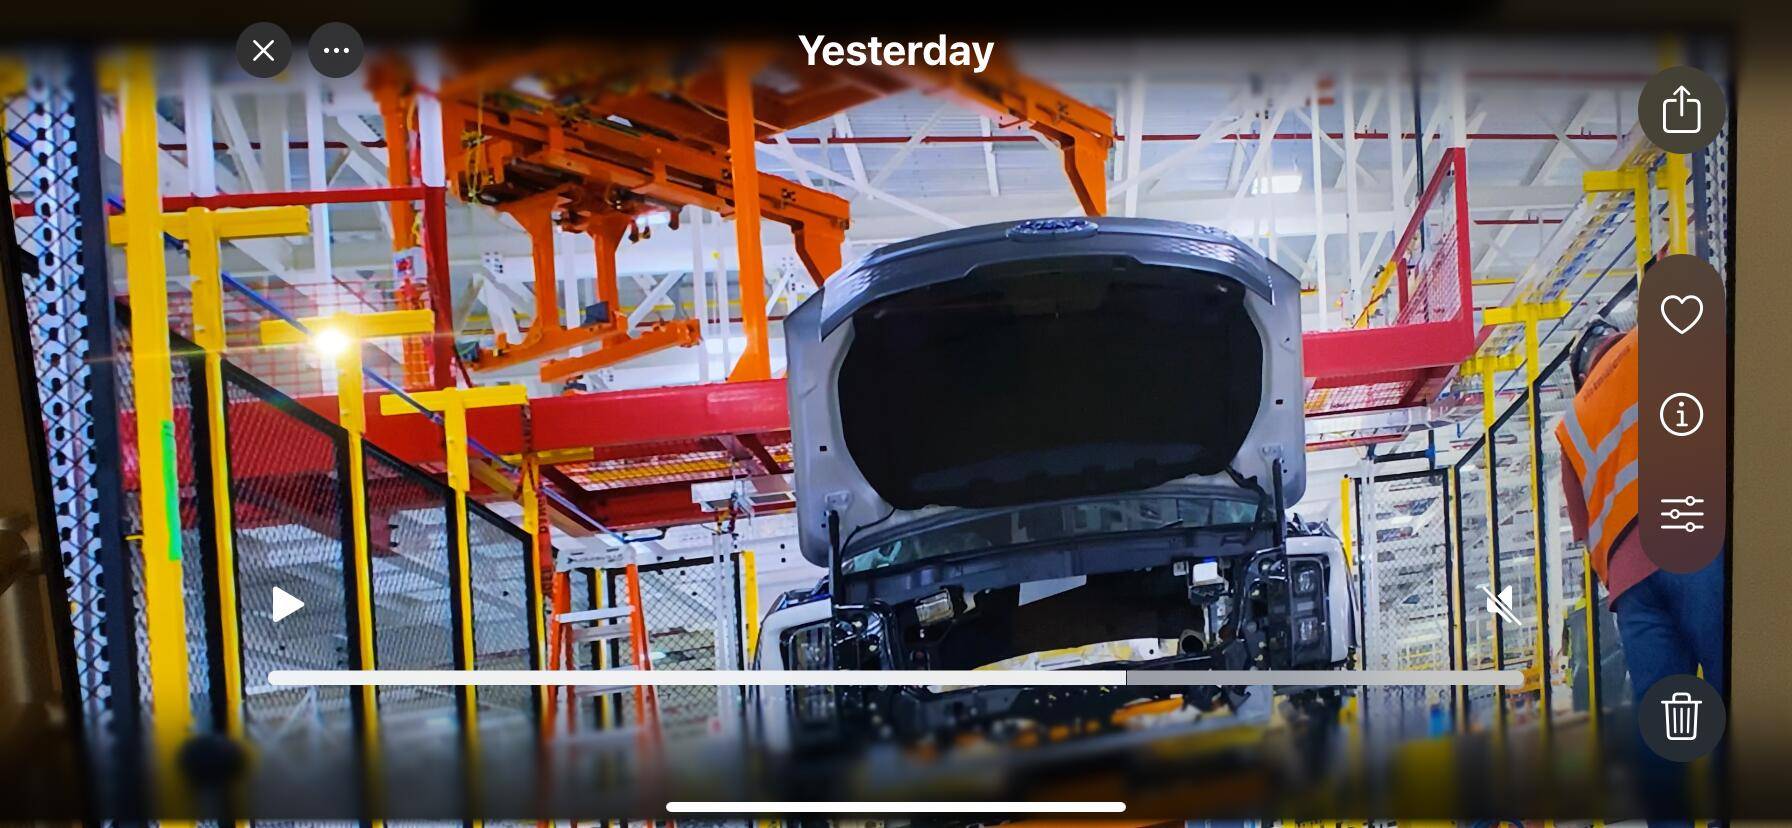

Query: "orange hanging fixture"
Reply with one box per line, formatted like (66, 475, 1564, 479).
(419, 41, 1114, 383)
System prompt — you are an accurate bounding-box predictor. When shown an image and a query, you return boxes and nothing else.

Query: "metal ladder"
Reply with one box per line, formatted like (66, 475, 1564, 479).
(545, 559, 661, 741)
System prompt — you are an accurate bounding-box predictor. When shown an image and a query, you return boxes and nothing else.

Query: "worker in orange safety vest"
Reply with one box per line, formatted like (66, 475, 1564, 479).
(1555, 314, 1724, 705)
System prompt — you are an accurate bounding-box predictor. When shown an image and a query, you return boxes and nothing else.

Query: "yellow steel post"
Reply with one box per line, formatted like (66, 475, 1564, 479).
(1657, 38, 1694, 260)
(1447, 467, 1468, 730)
(1663, 153, 1691, 257)
(740, 547, 760, 660)
(1583, 167, 1653, 278)
(1462, 351, 1522, 734)
(117, 50, 195, 809)
(260, 308, 434, 812)
(378, 385, 529, 817)
(1338, 476, 1355, 571)
(1482, 302, 1570, 752)
(110, 205, 309, 740)
(0, 57, 25, 190)
(1584, 549, 1603, 755)
(0, 57, 24, 97)
(520, 452, 550, 724)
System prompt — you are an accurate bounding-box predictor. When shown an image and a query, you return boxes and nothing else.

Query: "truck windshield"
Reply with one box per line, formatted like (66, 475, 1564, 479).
(840, 494, 1261, 575)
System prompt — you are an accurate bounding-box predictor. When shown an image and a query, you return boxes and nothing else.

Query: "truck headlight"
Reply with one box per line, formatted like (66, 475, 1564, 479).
(784, 620, 833, 670)
(782, 621, 837, 727)
(1297, 616, 1322, 646)
(1284, 557, 1330, 662)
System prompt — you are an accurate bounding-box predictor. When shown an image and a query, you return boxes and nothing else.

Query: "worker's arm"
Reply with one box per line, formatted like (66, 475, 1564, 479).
(1561, 457, 1589, 543)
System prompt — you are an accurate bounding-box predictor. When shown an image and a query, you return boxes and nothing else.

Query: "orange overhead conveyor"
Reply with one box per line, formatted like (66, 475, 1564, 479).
(406, 42, 1114, 382)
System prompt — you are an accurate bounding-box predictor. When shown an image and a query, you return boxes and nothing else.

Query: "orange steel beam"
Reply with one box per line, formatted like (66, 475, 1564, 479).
(509, 191, 563, 332)
(897, 60, 1115, 217)
(441, 90, 850, 284)
(540, 320, 701, 382)
(724, 48, 772, 382)
(368, 56, 418, 249)
(371, 56, 464, 387)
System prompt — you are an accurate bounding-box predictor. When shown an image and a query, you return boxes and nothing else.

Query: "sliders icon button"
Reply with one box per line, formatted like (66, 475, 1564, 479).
(1659, 496, 1706, 533)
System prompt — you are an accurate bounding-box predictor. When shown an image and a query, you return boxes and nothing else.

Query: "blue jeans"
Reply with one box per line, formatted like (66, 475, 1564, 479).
(1613, 553, 1727, 699)
(1612, 552, 1726, 823)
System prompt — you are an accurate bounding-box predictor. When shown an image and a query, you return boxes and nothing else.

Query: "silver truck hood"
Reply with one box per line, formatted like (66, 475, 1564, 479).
(784, 217, 1306, 567)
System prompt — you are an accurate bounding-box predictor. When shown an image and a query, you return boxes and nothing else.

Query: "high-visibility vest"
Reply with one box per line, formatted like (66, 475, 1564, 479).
(1553, 328, 1639, 584)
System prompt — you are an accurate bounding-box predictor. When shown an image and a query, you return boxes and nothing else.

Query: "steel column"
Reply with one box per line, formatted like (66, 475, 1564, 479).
(117, 51, 194, 808)
(724, 49, 772, 382)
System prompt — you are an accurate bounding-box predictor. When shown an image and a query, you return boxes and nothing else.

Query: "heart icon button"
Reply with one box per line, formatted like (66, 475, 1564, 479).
(1661, 294, 1703, 335)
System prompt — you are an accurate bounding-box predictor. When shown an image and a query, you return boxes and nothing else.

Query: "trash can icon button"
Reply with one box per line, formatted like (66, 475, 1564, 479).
(1642, 675, 1723, 761)
(1663, 691, 1701, 741)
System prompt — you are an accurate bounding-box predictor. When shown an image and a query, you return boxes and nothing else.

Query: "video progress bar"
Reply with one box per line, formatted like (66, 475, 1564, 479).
(268, 669, 1522, 687)
(666, 800, 1126, 814)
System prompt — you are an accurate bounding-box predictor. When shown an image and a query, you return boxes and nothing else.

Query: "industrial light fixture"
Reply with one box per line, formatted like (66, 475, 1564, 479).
(311, 327, 353, 358)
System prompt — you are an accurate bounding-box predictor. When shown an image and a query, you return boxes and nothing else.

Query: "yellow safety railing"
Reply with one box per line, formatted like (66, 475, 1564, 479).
(108, 205, 311, 745)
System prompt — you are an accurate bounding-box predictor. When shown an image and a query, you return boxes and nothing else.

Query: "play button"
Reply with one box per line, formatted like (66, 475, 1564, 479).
(271, 587, 304, 623)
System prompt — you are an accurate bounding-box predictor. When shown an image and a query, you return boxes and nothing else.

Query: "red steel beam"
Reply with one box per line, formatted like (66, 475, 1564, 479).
(1302, 321, 1473, 388)
(288, 378, 791, 465)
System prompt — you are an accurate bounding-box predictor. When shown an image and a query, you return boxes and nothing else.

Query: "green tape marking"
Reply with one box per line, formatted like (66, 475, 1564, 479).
(161, 419, 183, 562)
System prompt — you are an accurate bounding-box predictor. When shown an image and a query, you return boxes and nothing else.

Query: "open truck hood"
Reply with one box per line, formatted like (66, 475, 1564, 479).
(784, 217, 1306, 569)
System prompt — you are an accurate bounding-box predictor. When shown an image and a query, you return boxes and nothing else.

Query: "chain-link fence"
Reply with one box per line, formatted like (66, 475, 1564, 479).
(363, 442, 460, 792)
(171, 280, 408, 400)
(1356, 469, 1455, 744)
(1454, 439, 1499, 731)
(609, 553, 744, 742)
(5, 53, 140, 784)
(1491, 391, 1545, 727)
(221, 361, 362, 802)
(1450, 281, 1645, 737)
(466, 501, 540, 813)
(467, 501, 540, 746)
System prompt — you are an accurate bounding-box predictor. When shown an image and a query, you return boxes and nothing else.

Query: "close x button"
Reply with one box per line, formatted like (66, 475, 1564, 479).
(235, 22, 292, 79)
(1639, 254, 1727, 572)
